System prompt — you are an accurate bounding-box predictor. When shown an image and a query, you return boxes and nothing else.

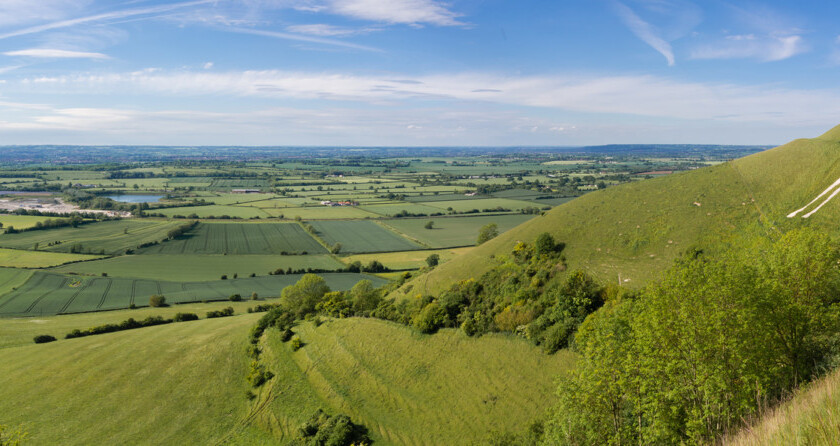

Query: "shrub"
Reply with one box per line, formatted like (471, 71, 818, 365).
(290, 335, 303, 351)
(251, 292, 259, 300)
(229, 293, 242, 302)
(297, 409, 370, 446)
(33, 334, 57, 344)
(206, 307, 235, 318)
(412, 302, 447, 334)
(425, 253, 440, 267)
(173, 312, 198, 322)
(149, 294, 166, 307)
(220, 274, 228, 280)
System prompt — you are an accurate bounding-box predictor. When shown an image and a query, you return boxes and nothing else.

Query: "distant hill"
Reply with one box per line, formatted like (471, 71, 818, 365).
(390, 124, 840, 299)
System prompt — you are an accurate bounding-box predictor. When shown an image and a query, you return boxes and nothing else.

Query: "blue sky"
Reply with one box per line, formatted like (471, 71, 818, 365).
(0, 0, 838, 146)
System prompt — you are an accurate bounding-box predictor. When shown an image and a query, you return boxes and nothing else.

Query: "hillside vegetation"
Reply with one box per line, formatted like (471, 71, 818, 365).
(391, 124, 840, 298)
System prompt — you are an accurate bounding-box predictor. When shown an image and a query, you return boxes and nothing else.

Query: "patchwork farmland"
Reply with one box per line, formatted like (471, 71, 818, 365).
(136, 222, 327, 255)
(309, 220, 423, 253)
(0, 271, 386, 317)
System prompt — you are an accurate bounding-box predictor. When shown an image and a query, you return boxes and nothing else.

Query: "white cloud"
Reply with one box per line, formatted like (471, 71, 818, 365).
(12, 69, 840, 128)
(203, 62, 214, 69)
(690, 34, 806, 62)
(0, 0, 90, 28)
(4, 48, 108, 59)
(325, 0, 464, 26)
(226, 27, 382, 52)
(285, 23, 377, 37)
(613, 2, 675, 66)
(0, 0, 215, 40)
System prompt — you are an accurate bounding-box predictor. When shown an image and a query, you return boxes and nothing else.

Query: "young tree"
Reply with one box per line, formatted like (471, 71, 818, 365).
(281, 274, 330, 318)
(425, 253, 440, 267)
(424, 221, 434, 229)
(477, 223, 499, 244)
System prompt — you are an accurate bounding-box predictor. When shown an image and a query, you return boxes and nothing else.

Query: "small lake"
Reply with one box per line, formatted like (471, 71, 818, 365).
(107, 195, 164, 203)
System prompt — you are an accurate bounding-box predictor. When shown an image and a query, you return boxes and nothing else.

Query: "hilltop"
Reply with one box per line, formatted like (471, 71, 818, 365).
(392, 124, 840, 298)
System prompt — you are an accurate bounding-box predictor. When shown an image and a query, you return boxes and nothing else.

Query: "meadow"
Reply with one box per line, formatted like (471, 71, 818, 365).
(0, 248, 105, 268)
(381, 214, 535, 248)
(340, 247, 473, 270)
(0, 214, 68, 230)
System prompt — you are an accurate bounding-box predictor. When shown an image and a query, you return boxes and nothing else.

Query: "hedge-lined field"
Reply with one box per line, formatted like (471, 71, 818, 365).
(0, 215, 69, 230)
(309, 220, 422, 253)
(136, 223, 327, 255)
(50, 254, 344, 281)
(0, 220, 184, 255)
(380, 214, 535, 248)
(0, 248, 105, 268)
(0, 267, 33, 297)
(0, 271, 385, 316)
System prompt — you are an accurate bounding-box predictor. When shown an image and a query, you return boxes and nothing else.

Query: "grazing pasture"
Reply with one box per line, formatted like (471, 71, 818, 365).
(264, 205, 378, 219)
(0, 267, 33, 297)
(309, 220, 422, 253)
(50, 254, 344, 281)
(154, 205, 270, 219)
(0, 271, 385, 316)
(0, 248, 105, 268)
(425, 197, 540, 212)
(0, 220, 184, 255)
(358, 202, 444, 217)
(340, 247, 472, 270)
(136, 223, 327, 255)
(0, 215, 69, 230)
(381, 214, 535, 248)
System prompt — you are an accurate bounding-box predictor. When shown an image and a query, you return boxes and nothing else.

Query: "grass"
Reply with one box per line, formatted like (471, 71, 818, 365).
(380, 214, 535, 248)
(0, 313, 261, 445)
(725, 367, 840, 445)
(154, 205, 270, 219)
(136, 222, 328, 255)
(0, 267, 33, 297)
(0, 271, 386, 317)
(49, 254, 344, 281)
(0, 215, 68, 230)
(0, 220, 184, 255)
(424, 198, 541, 212)
(244, 318, 576, 444)
(264, 206, 378, 219)
(0, 248, 105, 268)
(309, 220, 422, 253)
(0, 298, 271, 348)
(358, 202, 445, 217)
(340, 247, 473, 270)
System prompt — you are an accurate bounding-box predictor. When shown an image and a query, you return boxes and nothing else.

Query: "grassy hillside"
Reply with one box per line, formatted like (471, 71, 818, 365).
(0, 313, 261, 445)
(391, 125, 840, 298)
(0, 313, 573, 445)
(725, 366, 840, 445)
(237, 317, 575, 444)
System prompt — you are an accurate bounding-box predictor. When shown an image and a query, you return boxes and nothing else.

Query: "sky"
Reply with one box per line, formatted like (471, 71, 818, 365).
(0, 0, 838, 146)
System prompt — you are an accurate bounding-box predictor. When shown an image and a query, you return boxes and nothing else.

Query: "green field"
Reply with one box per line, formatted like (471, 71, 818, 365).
(0, 267, 33, 297)
(358, 202, 445, 217)
(310, 220, 422, 253)
(136, 223, 328, 255)
(381, 214, 535, 248)
(0, 271, 385, 316)
(340, 247, 473, 270)
(242, 317, 576, 443)
(265, 206, 378, 219)
(424, 198, 540, 212)
(154, 205, 270, 219)
(50, 254, 344, 281)
(0, 313, 260, 445)
(0, 248, 105, 268)
(0, 220, 184, 255)
(0, 214, 68, 230)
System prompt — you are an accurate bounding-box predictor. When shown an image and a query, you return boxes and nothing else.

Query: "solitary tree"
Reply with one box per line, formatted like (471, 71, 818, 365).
(477, 223, 499, 244)
(424, 221, 435, 229)
(426, 253, 440, 267)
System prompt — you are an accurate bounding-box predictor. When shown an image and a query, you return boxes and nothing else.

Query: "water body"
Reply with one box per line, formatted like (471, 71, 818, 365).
(107, 194, 164, 203)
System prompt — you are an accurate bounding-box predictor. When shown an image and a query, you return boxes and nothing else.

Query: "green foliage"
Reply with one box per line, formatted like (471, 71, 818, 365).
(173, 312, 198, 322)
(33, 334, 57, 344)
(149, 294, 166, 307)
(424, 220, 434, 229)
(292, 409, 371, 446)
(0, 424, 27, 446)
(349, 279, 381, 315)
(206, 307, 234, 318)
(425, 253, 440, 267)
(549, 228, 840, 445)
(477, 223, 499, 244)
(290, 335, 303, 351)
(65, 316, 172, 339)
(229, 293, 242, 302)
(281, 274, 331, 319)
(412, 302, 448, 334)
(246, 360, 274, 387)
(316, 291, 353, 317)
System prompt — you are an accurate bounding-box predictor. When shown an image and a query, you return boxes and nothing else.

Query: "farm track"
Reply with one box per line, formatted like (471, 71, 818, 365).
(57, 278, 93, 314)
(24, 277, 68, 314)
(95, 280, 113, 309)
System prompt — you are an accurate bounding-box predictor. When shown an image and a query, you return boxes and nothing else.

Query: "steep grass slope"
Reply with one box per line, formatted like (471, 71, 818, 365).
(725, 366, 840, 445)
(0, 313, 572, 445)
(0, 313, 260, 445)
(229, 318, 575, 445)
(392, 125, 840, 298)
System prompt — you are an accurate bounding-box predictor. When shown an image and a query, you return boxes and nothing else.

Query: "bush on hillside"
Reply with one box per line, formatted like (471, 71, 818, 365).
(33, 335, 57, 344)
(293, 409, 370, 446)
(149, 294, 166, 307)
(173, 312, 198, 322)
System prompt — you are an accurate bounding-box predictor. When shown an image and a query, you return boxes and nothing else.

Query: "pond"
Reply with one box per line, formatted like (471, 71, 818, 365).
(106, 194, 165, 203)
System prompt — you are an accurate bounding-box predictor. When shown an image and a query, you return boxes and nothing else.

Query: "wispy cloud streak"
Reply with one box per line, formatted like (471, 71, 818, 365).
(613, 1, 675, 66)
